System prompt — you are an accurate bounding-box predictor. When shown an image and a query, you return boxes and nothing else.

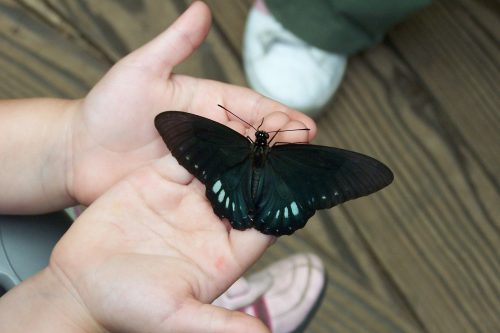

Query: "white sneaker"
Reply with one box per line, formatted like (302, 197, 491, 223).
(213, 253, 326, 333)
(243, 4, 347, 117)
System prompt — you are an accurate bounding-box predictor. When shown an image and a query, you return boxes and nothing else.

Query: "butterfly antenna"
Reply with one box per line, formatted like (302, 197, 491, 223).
(267, 128, 311, 133)
(268, 128, 311, 144)
(217, 104, 257, 131)
(269, 130, 281, 144)
(257, 117, 265, 130)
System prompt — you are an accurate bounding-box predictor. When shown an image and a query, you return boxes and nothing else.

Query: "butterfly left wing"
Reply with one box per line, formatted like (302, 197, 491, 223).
(154, 111, 255, 229)
(253, 144, 394, 235)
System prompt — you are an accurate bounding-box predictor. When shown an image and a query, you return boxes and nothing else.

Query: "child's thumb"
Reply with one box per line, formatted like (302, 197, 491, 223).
(121, 1, 211, 76)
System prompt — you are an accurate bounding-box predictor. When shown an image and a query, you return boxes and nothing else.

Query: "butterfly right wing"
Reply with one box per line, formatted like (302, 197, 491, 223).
(252, 144, 394, 235)
(154, 111, 254, 229)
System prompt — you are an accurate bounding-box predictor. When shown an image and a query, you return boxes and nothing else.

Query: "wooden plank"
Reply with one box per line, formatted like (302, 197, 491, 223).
(370, 2, 500, 331)
(39, 0, 246, 85)
(388, 0, 500, 172)
(0, 0, 106, 99)
(314, 39, 500, 332)
(43, 0, 177, 61)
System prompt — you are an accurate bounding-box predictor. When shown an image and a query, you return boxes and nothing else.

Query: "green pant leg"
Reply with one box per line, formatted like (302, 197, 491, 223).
(265, 0, 432, 54)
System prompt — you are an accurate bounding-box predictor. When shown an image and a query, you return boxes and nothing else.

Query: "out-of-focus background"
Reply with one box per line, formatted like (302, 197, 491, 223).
(0, 1, 498, 332)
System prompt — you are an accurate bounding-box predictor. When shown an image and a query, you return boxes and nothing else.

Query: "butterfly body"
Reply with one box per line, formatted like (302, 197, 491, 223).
(251, 130, 270, 168)
(155, 111, 393, 236)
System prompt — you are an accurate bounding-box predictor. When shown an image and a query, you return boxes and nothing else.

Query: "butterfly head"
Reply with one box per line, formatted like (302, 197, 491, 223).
(255, 130, 270, 147)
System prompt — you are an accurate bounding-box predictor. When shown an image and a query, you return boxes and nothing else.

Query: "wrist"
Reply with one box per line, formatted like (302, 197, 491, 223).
(0, 267, 106, 333)
(0, 98, 80, 213)
(60, 98, 83, 206)
(41, 98, 82, 211)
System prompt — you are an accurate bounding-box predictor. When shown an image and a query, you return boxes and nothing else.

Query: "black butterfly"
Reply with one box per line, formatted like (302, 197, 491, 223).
(154, 106, 393, 236)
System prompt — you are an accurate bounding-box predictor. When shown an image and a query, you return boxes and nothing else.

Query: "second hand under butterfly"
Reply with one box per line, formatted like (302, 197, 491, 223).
(155, 105, 393, 236)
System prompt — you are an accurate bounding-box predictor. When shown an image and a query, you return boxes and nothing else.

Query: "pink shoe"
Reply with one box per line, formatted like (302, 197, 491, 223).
(213, 253, 325, 333)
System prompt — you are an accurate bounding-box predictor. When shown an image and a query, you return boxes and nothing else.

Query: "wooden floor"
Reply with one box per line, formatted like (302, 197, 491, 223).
(1, 0, 499, 332)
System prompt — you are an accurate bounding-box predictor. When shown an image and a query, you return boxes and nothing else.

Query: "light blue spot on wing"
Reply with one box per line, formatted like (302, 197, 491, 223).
(290, 202, 299, 216)
(218, 189, 225, 203)
(284, 207, 289, 219)
(212, 180, 222, 193)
